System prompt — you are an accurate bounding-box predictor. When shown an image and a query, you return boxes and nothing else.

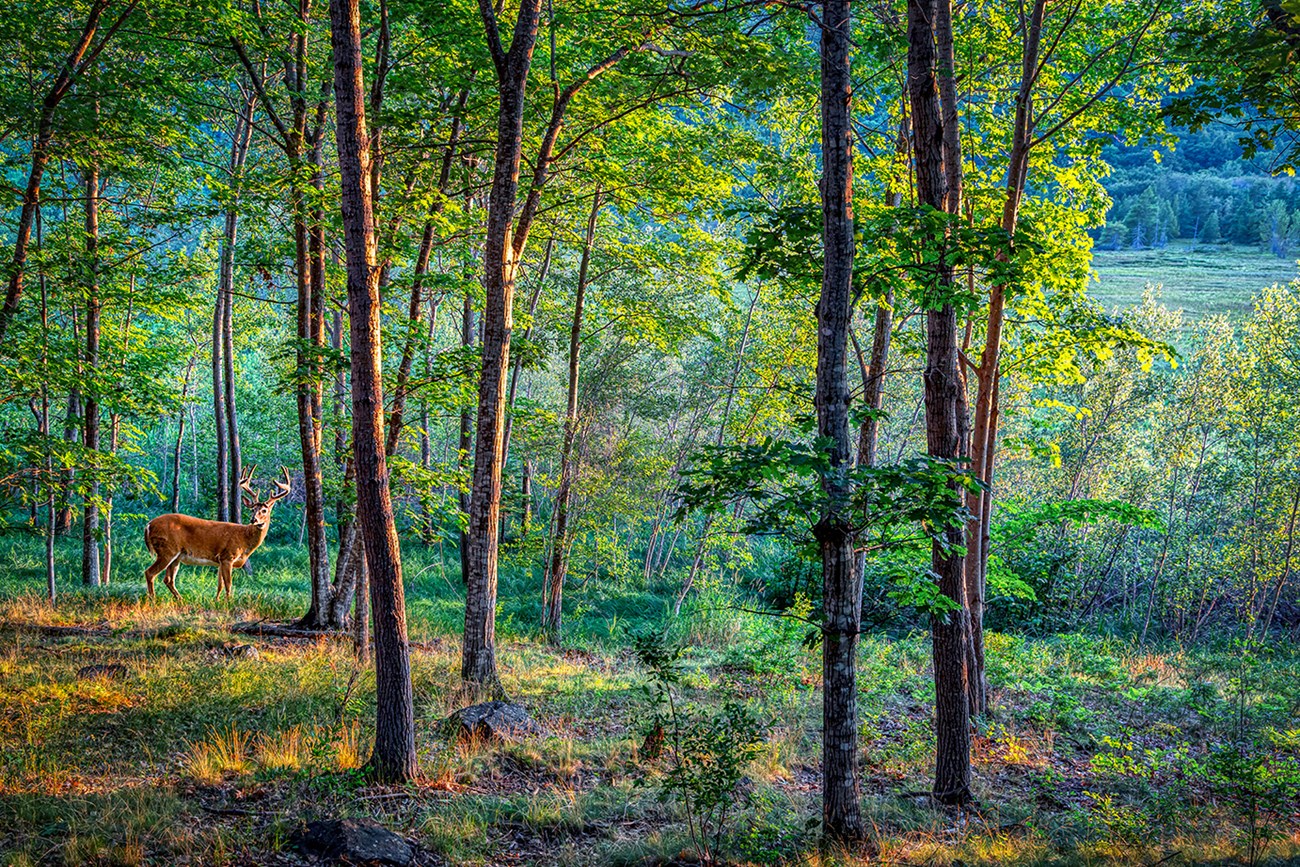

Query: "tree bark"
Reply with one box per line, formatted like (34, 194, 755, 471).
(909, 0, 972, 806)
(461, 0, 545, 694)
(212, 241, 230, 521)
(816, 0, 865, 843)
(223, 92, 253, 522)
(458, 291, 475, 584)
(172, 357, 195, 512)
(82, 162, 102, 589)
(331, 0, 416, 782)
(963, 0, 1045, 715)
(37, 206, 55, 602)
(294, 124, 333, 627)
(544, 187, 601, 644)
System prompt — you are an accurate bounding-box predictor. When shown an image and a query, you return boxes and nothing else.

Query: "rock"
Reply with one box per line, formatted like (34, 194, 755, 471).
(293, 818, 414, 866)
(447, 701, 545, 744)
(77, 663, 128, 680)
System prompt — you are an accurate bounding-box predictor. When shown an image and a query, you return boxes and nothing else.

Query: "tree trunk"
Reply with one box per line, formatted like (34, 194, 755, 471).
(909, 0, 972, 806)
(355, 542, 371, 663)
(458, 290, 475, 584)
(294, 154, 332, 626)
(461, 0, 544, 694)
(212, 232, 230, 522)
(171, 359, 194, 513)
(38, 207, 55, 603)
(81, 162, 102, 589)
(331, 0, 416, 782)
(963, 0, 1045, 715)
(544, 188, 601, 644)
(816, 0, 865, 843)
(213, 92, 255, 524)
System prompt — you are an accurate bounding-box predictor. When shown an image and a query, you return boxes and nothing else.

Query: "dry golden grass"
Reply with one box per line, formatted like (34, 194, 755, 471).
(183, 724, 251, 784)
(254, 724, 310, 773)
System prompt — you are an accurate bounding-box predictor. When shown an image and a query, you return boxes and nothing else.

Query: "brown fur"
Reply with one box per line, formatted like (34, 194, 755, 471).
(143, 467, 289, 601)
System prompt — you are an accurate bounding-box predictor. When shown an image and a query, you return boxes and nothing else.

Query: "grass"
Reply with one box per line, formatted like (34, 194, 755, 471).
(0, 532, 1298, 865)
(1090, 241, 1299, 321)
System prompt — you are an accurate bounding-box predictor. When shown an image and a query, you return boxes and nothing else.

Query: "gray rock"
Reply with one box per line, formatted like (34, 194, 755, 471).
(294, 818, 414, 866)
(447, 700, 544, 743)
(77, 663, 128, 680)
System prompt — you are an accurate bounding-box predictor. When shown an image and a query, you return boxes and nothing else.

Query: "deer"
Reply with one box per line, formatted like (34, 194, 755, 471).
(143, 465, 291, 601)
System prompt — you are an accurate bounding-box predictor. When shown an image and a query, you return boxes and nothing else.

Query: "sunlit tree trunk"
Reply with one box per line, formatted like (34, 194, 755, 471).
(331, 0, 415, 782)
(81, 162, 102, 588)
(964, 0, 1045, 714)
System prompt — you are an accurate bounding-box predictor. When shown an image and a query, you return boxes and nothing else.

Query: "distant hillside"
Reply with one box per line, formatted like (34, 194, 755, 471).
(1098, 125, 1299, 255)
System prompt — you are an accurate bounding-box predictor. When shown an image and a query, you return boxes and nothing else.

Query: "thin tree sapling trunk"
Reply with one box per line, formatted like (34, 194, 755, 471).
(544, 187, 601, 644)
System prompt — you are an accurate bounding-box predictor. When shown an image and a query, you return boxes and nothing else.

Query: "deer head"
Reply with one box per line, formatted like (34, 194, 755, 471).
(240, 465, 291, 527)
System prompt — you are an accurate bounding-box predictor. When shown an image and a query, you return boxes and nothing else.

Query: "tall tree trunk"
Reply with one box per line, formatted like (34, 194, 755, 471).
(81, 163, 102, 588)
(212, 238, 230, 522)
(213, 93, 254, 524)
(223, 91, 253, 522)
(172, 357, 195, 512)
(461, 0, 544, 694)
(909, 0, 972, 806)
(294, 149, 332, 626)
(963, 0, 1045, 715)
(816, 0, 864, 843)
(38, 207, 55, 603)
(544, 187, 601, 644)
(331, 0, 416, 782)
(458, 291, 475, 584)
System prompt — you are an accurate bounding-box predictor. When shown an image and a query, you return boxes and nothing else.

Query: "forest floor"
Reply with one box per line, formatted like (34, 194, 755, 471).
(0, 540, 1298, 866)
(1090, 242, 1298, 321)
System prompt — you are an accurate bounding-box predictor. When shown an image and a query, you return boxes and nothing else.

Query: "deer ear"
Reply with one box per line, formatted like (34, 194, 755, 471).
(241, 494, 255, 508)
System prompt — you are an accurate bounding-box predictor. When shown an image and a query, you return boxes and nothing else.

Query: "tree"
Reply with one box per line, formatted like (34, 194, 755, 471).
(907, 0, 972, 806)
(0, 0, 139, 352)
(543, 185, 602, 645)
(329, 0, 416, 782)
(815, 0, 866, 842)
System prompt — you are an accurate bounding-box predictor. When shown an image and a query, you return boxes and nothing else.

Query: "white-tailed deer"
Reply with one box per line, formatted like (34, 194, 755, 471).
(144, 466, 290, 601)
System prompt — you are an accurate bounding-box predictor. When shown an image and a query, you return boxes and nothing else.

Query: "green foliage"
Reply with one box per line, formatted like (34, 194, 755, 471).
(632, 626, 766, 866)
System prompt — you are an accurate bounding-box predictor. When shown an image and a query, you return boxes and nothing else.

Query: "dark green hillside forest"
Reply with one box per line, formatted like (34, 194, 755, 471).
(0, 0, 1298, 864)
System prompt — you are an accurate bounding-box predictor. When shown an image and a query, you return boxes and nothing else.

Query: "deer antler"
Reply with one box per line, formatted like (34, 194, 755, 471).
(239, 464, 258, 495)
(268, 467, 291, 504)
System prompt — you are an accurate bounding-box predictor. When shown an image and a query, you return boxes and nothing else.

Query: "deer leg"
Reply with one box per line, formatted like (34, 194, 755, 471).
(162, 560, 182, 602)
(145, 552, 175, 600)
(219, 560, 233, 602)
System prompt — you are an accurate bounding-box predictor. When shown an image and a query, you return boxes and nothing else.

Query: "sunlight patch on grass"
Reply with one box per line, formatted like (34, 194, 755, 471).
(183, 724, 251, 784)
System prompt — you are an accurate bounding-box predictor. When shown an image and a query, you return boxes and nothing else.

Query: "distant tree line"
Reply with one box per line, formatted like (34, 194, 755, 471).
(1097, 125, 1300, 255)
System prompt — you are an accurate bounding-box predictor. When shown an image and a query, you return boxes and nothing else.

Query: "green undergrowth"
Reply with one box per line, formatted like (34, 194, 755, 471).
(0, 535, 1297, 865)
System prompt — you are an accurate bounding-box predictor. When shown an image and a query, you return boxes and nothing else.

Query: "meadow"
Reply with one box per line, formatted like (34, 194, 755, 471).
(1, 534, 1297, 866)
(1090, 242, 1299, 321)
